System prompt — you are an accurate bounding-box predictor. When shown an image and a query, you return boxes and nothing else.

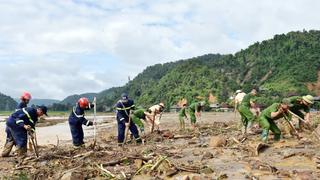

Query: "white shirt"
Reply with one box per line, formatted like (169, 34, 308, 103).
(235, 92, 246, 105)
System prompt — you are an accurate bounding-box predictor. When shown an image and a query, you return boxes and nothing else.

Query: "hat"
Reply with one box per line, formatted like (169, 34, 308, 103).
(281, 99, 293, 107)
(121, 93, 128, 100)
(302, 95, 314, 104)
(236, 90, 242, 94)
(159, 102, 165, 107)
(37, 105, 48, 116)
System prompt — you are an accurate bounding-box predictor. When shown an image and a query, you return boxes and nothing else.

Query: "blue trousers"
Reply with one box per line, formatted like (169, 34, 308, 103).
(69, 119, 84, 146)
(117, 118, 140, 143)
(6, 119, 28, 148)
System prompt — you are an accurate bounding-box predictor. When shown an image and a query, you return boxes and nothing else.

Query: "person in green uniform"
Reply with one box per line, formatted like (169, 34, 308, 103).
(283, 95, 314, 129)
(178, 103, 188, 130)
(238, 87, 258, 134)
(130, 109, 152, 133)
(188, 101, 204, 129)
(259, 100, 291, 142)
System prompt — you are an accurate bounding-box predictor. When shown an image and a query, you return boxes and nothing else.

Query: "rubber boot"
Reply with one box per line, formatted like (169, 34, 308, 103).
(1, 141, 14, 157)
(246, 121, 254, 134)
(261, 129, 269, 143)
(16, 146, 27, 157)
(135, 137, 142, 144)
(274, 134, 281, 141)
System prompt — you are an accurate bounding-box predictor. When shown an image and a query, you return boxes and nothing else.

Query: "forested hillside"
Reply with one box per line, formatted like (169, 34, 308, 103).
(0, 93, 17, 111)
(60, 30, 320, 111)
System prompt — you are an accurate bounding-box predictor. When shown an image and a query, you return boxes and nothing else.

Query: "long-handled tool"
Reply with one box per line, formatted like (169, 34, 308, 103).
(288, 110, 312, 130)
(28, 131, 39, 157)
(123, 114, 131, 146)
(120, 101, 132, 146)
(92, 97, 97, 148)
(282, 113, 301, 139)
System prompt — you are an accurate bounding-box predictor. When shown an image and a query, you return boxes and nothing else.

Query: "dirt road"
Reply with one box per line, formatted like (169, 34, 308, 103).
(1, 112, 320, 179)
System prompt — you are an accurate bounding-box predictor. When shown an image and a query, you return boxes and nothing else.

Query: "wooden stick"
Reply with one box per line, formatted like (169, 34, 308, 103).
(282, 113, 300, 139)
(93, 97, 97, 149)
(96, 164, 115, 178)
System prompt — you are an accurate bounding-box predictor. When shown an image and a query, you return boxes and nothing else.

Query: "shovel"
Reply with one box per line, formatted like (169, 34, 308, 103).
(282, 113, 301, 139)
(288, 110, 312, 130)
(28, 131, 39, 158)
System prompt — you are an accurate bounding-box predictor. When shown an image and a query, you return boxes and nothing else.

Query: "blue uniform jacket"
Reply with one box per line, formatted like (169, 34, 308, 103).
(69, 105, 92, 126)
(115, 99, 135, 121)
(16, 101, 27, 110)
(7, 107, 38, 130)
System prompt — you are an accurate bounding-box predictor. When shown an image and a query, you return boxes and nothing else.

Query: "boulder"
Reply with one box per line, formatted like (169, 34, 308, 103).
(209, 136, 227, 147)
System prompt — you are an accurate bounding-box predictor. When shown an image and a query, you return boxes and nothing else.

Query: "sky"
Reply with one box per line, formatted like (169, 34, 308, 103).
(0, 0, 320, 100)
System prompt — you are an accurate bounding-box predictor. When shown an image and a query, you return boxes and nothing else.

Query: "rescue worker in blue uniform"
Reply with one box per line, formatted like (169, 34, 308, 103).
(16, 92, 32, 110)
(1, 106, 48, 157)
(68, 97, 94, 147)
(115, 93, 141, 145)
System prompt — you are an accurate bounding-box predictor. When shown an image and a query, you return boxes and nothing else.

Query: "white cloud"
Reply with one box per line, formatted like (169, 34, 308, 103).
(0, 0, 320, 99)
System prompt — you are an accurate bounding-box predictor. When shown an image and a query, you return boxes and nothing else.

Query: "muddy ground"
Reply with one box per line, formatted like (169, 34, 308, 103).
(1, 112, 320, 179)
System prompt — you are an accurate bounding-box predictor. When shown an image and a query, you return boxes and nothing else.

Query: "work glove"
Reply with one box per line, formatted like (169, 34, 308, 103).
(88, 103, 95, 109)
(87, 121, 94, 126)
(29, 131, 35, 139)
(24, 125, 32, 131)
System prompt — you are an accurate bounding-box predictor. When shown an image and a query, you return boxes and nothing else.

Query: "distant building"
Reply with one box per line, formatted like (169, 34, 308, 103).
(170, 105, 181, 113)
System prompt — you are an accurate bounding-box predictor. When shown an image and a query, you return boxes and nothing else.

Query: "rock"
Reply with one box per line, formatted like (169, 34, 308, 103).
(294, 171, 314, 180)
(199, 167, 214, 174)
(217, 173, 228, 179)
(162, 131, 174, 139)
(166, 167, 178, 177)
(201, 151, 214, 160)
(190, 174, 201, 180)
(188, 140, 198, 145)
(61, 171, 84, 180)
(182, 175, 190, 180)
(134, 159, 143, 169)
(192, 150, 202, 156)
(209, 136, 227, 147)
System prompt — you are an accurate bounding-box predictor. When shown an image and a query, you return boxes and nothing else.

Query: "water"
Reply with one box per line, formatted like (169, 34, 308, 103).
(0, 115, 116, 149)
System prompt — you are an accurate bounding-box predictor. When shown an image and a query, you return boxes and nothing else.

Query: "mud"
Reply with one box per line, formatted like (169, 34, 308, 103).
(1, 112, 320, 179)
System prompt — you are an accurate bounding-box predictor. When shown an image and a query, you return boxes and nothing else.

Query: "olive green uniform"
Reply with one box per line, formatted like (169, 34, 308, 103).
(130, 109, 146, 131)
(178, 107, 187, 129)
(259, 103, 290, 141)
(283, 96, 310, 128)
(238, 93, 256, 127)
(188, 102, 200, 124)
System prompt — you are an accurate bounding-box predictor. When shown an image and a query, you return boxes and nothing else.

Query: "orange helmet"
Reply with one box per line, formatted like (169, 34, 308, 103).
(21, 92, 32, 100)
(78, 97, 89, 108)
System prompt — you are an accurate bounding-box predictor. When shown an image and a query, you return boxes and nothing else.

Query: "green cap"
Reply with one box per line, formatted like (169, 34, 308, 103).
(302, 95, 314, 104)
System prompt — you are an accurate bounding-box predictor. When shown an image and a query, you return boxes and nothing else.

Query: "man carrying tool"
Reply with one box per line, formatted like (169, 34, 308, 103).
(283, 95, 314, 130)
(115, 93, 142, 146)
(68, 97, 95, 147)
(147, 102, 165, 133)
(188, 101, 205, 130)
(1, 106, 48, 157)
(259, 100, 292, 142)
(178, 103, 188, 130)
(238, 87, 259, 134)
(17, 92, 32, 110)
